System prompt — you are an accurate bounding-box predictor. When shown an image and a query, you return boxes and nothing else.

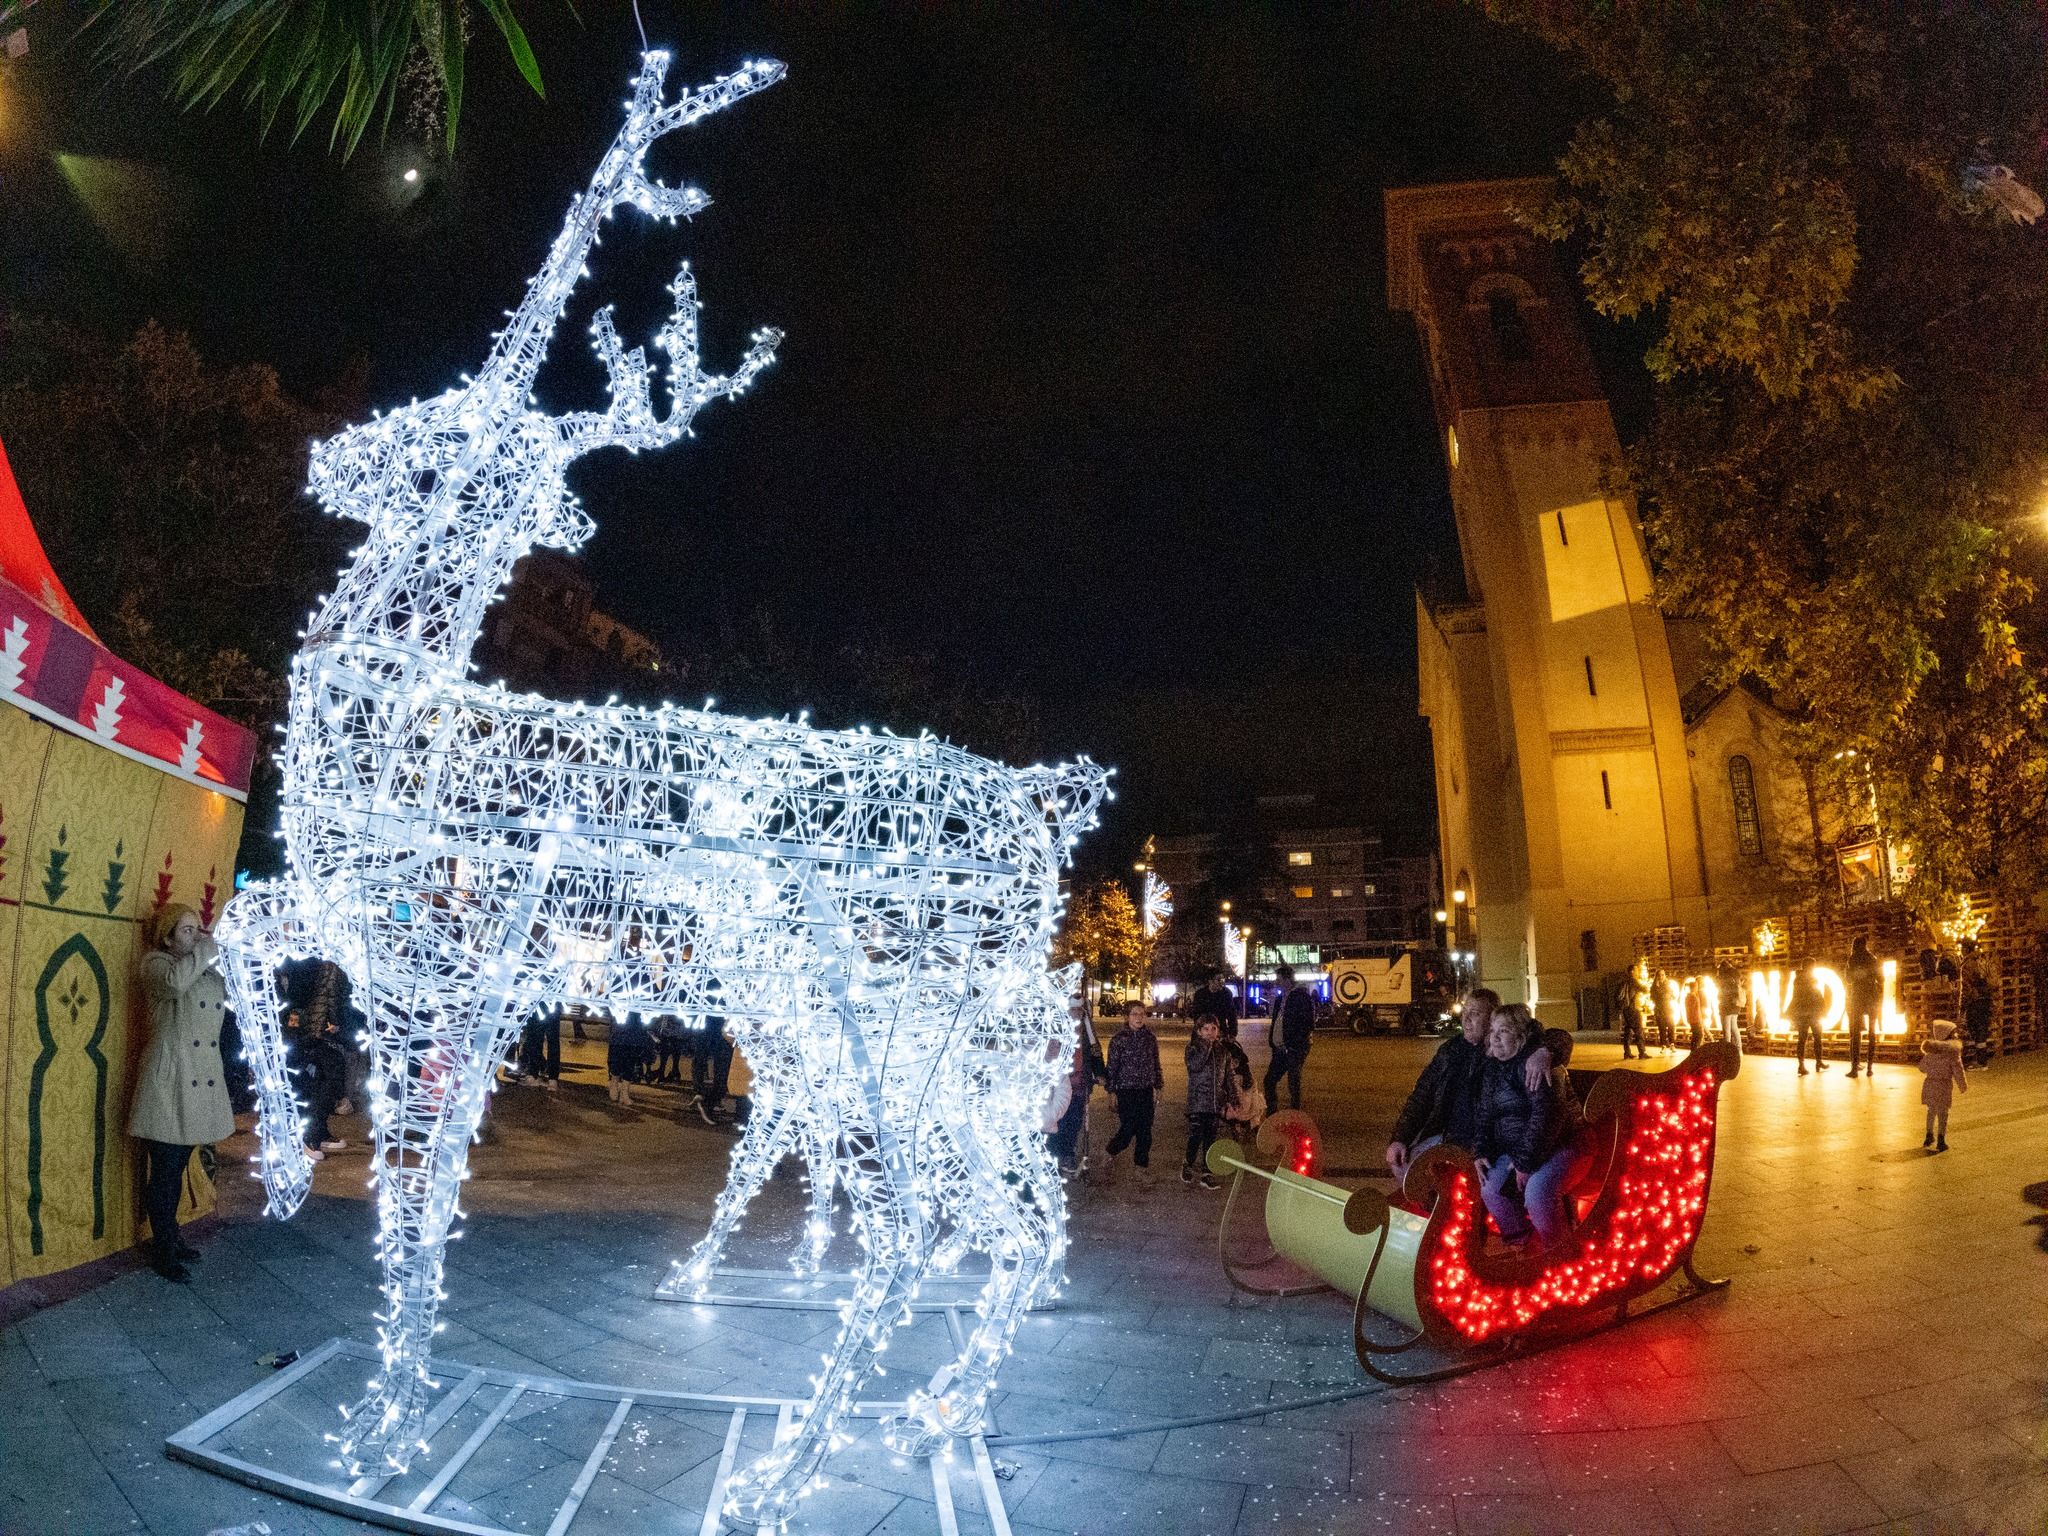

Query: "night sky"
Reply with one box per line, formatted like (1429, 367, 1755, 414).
(2, 2, 1609, 866)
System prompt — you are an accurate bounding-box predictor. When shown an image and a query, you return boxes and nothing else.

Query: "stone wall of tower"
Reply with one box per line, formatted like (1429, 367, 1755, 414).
(1389, 180, 1709, 1012)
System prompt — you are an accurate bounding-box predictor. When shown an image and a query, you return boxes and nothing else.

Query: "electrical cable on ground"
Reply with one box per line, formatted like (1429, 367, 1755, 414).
(983, 1379, 1392, 1447)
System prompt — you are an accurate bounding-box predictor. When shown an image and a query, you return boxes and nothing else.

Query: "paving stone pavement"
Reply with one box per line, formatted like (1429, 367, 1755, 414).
(3, 1026, 2045, 1536)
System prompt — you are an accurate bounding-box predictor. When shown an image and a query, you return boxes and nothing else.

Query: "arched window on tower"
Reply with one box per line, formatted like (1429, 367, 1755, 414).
(1487, 289, 1532, 362)
(1728, 754, 1764, 858)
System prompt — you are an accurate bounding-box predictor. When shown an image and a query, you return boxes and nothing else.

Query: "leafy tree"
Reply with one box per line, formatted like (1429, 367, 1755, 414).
(0, 318, 350, 729)
(1053, 879, 1154, 1002)
(8, 0, 555, 157)
(1479, 0, 2048, 910)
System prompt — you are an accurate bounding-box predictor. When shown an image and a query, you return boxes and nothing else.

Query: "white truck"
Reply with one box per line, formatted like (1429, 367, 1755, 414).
(1326, 950, 1449, 1036)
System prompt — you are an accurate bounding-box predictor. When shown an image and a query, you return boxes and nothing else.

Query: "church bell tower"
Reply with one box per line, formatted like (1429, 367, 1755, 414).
(1388, 179, 1707, 1012)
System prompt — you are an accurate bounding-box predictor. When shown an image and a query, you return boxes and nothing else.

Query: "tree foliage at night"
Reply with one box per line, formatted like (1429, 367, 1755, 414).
(8, 0, 555, 156)
(1483, 0, 2048, 908)
(1054, 879, 1154, 997)
(0, 318, 349, 729)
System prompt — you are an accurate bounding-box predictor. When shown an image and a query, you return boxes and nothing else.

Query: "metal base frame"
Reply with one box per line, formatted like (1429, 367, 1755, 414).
(166, 1337, 1017, 1536)
(653, 1263, 1054, 1315)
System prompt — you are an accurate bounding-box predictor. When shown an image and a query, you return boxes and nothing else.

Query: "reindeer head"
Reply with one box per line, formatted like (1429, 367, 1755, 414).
(306, 54, 784, 566)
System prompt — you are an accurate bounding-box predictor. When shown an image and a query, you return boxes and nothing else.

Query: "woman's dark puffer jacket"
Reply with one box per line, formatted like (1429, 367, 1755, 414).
(1476, 1050, 1560, 1174)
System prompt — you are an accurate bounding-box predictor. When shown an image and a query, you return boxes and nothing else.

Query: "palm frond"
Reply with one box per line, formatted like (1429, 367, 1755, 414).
(57, 0, 555, 159)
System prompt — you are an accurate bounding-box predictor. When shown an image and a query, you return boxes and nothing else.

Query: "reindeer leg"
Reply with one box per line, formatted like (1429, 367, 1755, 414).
(722, 1104, 928, 1531)
(337, 993, 516, 1476)
(214, 881, 318, 1218)
(927, 1221, 976, 1276)
(884, 1094, 1051, 1456)
(1021, 1124, 1072, 1305)
(669, 1086, 800, 1297)
(793, 1102, 839, 1276)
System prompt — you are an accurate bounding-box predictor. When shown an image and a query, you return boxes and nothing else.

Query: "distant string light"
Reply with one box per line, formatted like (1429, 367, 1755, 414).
(210, 51, 1107, 1534)
(1141, 869, 1172, 937)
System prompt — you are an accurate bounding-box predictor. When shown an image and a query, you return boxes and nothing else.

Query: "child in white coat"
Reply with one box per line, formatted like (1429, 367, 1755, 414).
(1917, 1019, 1968, 1152)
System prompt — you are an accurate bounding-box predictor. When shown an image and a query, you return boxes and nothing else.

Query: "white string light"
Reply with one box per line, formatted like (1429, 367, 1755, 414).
(1141, 869, 1173, 938)
(210, 51, 1107, 1533)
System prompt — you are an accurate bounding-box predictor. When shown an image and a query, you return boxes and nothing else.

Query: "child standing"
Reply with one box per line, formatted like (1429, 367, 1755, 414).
(1215, 1017, 1257, 1146)
(1182, 1017, 1227, 1189)
(1102, 1003, 1163, 1182)
(1918, 1019, 1967, 1152)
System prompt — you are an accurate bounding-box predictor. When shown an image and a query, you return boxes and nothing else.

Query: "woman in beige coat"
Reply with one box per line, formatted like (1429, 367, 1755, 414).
(128, 903, 235, 1280)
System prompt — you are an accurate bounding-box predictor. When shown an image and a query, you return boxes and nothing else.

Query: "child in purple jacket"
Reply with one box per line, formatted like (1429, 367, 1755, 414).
(1102, 1002, 1164, 1179)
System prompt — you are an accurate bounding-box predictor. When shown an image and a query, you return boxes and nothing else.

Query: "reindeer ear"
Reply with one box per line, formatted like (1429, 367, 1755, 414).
(530, 484, 598, 552)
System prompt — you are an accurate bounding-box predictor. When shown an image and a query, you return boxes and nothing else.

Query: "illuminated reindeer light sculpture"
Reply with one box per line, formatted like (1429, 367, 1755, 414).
(214, 53, 1106, 1531)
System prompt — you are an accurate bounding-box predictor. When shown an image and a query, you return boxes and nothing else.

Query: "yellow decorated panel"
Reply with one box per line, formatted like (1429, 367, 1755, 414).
(0, 703, 51, 1285)
(0, 713, 246, 1286)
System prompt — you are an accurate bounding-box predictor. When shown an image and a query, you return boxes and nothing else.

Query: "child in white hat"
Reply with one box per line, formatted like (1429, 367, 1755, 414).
(1917, 1019, 1968, 1152)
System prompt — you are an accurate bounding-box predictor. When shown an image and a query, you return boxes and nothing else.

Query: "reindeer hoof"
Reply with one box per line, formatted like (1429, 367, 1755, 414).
(721, 1448, 804, 1531)
(336, 1380, 428, 1478)
(881, 1391, 975, 1458)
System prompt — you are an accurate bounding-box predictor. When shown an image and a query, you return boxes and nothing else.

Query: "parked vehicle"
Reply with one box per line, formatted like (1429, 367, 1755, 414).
(1327, 947, 1455, 1035)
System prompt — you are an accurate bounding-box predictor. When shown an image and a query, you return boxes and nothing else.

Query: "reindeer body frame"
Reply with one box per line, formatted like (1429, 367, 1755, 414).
(216, 55, 1105, 1530)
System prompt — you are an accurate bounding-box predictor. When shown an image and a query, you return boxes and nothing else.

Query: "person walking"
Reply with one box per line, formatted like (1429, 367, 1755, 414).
(1917, 1019, 1967, 1151)
(1652, 972, 1677, 1053)
(1101, 1002, 1163, 1181)
(1182, 1016, 1229, 1190)
(652, 1013, 689, 1085)
(607, 1012, 653, 1106)
(1263, 964, 1316, 1111)
(517, 1005, 563, 1090)
(1959, 941, 1995, 1069)
(691, 1012, 736, 1125)
(1682, 978, 1706, 1051)
(1790, 964, 1828, 1075)
(1617, 973, 1650, 1060)
(128, 905, 236, 1282)
(1845, 938, 1882, 1078)
(1048, 994, 1105, 1175)
(1190, 973, 1239, 1036)
(1716, 962, 1746, 1054)
(283, 1005, 349, 1156)
(1216, 1019, 1257, 1144)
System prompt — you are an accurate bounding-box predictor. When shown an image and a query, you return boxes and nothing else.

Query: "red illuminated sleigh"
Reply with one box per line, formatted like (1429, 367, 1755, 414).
(1207, 1043, 1740, 1383)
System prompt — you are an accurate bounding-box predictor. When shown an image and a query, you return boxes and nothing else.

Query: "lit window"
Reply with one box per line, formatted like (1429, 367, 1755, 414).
(1361, 883, 1376, 896)
(1287, 851, 1313, 866)
(1329, 886, 1352, 899)
(1729, 755, 1763, 857)
(1292, 886, 1314, 900)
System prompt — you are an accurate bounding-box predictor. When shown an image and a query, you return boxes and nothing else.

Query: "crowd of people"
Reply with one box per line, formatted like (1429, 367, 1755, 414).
(123, 898, 1994, 1288)
(503, 1005, 749, 1127)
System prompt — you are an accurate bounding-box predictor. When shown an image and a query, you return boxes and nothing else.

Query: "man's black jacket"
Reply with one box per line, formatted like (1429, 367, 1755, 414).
(1391, 1033, 1486, 1150)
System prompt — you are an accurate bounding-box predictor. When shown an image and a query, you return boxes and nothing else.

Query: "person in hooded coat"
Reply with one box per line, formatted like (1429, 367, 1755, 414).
(1917, 1018, 1968, 1152)
(128, 903, 235, 1282)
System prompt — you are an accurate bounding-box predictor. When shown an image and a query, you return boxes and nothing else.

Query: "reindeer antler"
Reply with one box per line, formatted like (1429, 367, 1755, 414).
(561, 266, 782, 453)
(474, 51, 785, 409)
